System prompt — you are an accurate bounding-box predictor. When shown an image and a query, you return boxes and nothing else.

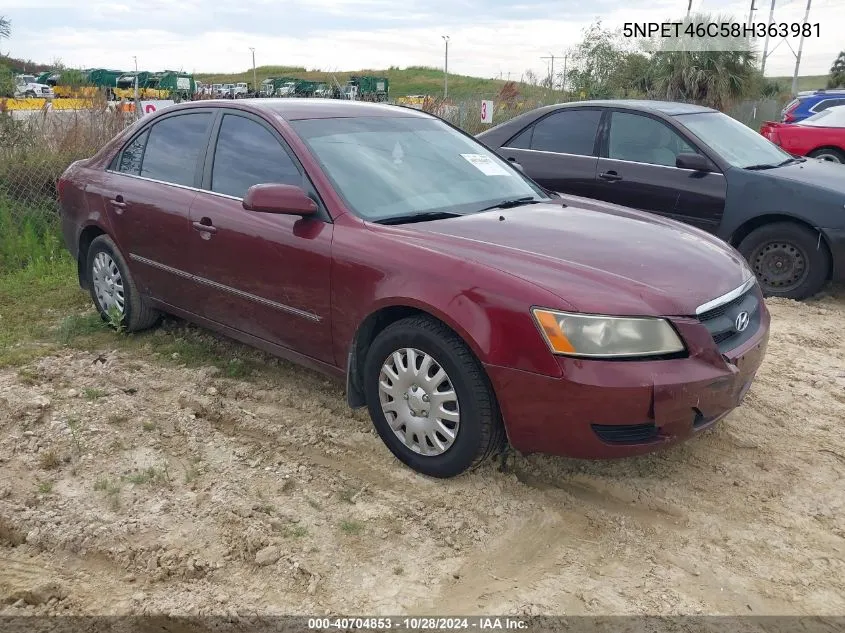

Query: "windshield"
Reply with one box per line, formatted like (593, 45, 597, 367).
(289, 116, 547, 221)
(800, 106, 845, 128)
(675, 111, 792, 169)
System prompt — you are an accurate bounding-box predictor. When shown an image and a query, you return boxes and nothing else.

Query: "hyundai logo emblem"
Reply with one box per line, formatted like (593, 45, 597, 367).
(735, 311, 750, 333)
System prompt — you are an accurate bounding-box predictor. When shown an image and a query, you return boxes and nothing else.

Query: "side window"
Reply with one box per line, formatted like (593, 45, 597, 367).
(608, 112, 697, 168)
(140, 113, 213, 187)
(814, 98, 845, 112)
(529, 110, 602, 156)
(504, 126, 534, 149)
(117, 130, 149, 176)
(211, 114, 301, 199)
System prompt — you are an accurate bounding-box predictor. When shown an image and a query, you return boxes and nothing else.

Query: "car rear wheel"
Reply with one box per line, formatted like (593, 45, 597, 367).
(87, 235, 160, 332)
(808, 148, 845, 163)
(363, 315, 504, 478)
(738, 222, 830, 300)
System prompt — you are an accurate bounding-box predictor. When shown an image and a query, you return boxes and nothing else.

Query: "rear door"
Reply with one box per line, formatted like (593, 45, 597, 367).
(185, 111, 334, 363)
(495, 108, 603, 198)
(593, 110, 727, 232)
(95, 110, 214, 307)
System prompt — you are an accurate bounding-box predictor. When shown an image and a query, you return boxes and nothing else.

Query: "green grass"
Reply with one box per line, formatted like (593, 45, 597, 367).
(83, 387, 107, 400)
(769, 74, 829, 92)
(339, 519, 363, 535)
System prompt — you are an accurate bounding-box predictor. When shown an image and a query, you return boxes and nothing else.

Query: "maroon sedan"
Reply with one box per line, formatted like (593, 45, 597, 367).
(58, 100, 770, 478)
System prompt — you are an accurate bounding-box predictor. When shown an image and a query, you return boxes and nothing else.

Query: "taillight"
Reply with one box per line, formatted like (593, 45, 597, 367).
(783, 100, 800, 123)
(57, 176, 68, 201)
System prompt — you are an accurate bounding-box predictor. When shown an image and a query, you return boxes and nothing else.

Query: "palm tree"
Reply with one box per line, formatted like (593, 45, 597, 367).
(646, 13, 759, 111)
(0, 16, 10, 40)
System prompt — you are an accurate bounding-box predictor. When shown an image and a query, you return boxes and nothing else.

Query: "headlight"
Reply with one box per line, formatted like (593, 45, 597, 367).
(531, 308, 685, 358)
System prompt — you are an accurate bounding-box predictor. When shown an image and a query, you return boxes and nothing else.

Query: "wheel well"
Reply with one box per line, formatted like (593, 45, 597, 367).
(346, 305, 483, 409)
(729, 214, 834, 280)
(808, 146, 845, 157)
(76, 226, 106, 289)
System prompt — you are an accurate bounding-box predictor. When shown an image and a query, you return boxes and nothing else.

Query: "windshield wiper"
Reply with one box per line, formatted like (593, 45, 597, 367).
(477, 196, 545, 212)
(745, 156, 805, 170)
(374, 211, 465, 225)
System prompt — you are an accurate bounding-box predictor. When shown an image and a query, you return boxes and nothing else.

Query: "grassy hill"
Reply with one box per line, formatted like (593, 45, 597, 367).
(196, 65, 548, 99)
(769, 74, 829, 92)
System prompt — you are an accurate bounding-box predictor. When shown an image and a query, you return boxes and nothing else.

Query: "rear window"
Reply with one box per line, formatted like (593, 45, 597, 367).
(527, 109, 602, 156)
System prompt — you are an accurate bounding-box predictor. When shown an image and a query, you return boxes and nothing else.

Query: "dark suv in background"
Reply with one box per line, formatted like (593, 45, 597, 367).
(477, 100, 845, 300)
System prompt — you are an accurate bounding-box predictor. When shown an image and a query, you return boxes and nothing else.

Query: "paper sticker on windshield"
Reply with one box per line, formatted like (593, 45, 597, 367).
(460, 153, 511, 176)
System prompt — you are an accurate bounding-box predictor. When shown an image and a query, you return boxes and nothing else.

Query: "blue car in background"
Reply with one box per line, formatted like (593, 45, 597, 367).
(782, 90, 845, 123)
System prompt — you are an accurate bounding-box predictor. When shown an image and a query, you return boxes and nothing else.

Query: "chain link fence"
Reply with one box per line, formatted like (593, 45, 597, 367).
(0, 105, 135, 270)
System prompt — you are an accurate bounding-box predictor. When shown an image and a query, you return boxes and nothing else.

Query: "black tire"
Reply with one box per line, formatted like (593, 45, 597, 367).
(738, 222, 830, 300)
(86, 235, 160, 332)
(808, 148, 845, 163)
(363, 316, 505, 478)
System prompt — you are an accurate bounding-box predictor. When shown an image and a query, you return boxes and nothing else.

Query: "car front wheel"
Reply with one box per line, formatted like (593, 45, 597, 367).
(363, 316, 504, 478)
(738, 222, 830, 300)
(86, 235, 160, 332)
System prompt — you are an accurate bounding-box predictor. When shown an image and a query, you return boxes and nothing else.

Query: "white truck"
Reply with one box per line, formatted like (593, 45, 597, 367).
(14, 74, 54, 99)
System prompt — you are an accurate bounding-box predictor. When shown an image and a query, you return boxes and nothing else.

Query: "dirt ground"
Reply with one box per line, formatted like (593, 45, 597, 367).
(1, 290, 844, 618)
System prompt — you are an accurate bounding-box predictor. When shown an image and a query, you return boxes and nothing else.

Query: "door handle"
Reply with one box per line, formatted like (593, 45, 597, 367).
(192, 218, 217, 234)
(109, 195, 126, 209)
(598, 171, 623, 182)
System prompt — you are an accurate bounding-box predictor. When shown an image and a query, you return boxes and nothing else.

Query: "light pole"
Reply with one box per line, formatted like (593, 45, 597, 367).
(441, 35, 449, 99)
(249, 47, 257, 95)
(132, 55, 138, 108)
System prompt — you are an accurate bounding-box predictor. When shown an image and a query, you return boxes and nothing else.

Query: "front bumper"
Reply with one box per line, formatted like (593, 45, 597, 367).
(485, 308, 770, 459)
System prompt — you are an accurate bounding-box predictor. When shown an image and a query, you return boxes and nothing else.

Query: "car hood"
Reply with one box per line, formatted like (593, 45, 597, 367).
(405, 200, 750, 316)
(757, 158, 845, 194)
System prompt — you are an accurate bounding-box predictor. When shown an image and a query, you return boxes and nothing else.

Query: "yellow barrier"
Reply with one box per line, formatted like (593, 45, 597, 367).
(1, 98, 105, 110)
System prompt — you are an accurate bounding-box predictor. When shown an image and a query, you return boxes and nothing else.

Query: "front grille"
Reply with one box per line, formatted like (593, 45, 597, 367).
(697, 285, 761, 353)
(591, 423, 659, 444)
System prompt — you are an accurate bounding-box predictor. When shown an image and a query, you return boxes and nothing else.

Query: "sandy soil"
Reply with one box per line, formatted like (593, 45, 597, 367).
(1, 291, 844, 617)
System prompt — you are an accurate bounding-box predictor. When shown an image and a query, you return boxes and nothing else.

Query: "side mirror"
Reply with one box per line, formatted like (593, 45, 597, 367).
(506, 157, 525, 173)
(242, 183, 318, 216)
(676, 152, 711, 172)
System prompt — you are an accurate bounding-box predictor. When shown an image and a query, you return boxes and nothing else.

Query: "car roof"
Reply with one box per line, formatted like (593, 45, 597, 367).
(553, 99, 717, 115)
(166, 98, 431, 121)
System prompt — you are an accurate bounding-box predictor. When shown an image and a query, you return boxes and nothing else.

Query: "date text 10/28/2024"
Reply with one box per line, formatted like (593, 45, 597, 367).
(623, 21, 820, 39)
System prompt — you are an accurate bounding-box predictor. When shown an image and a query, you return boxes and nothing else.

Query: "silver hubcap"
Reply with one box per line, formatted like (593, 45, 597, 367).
(92, 252, 125, 316)
(378, 348, 460, 457)
(815, 153, 842, 163)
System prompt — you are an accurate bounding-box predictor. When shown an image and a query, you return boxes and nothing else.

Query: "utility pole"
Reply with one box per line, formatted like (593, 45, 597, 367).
(791, 0, 812, 95)
(441, 35, 449, 99)
(132, 55, 138, 112)
(249, 47, 257, 95)
(761, 0, 776, 75)
(561, 54, 568, 94)
(747, 0, 757, 27)
(541, 54, 556, 90)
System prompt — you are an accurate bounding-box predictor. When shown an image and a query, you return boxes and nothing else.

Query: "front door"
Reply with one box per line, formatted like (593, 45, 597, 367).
(186, 111, 334, 364)
(594, 110, 727, 232)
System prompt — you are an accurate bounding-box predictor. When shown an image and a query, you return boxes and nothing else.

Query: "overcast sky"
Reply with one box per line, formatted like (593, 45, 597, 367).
(2, 0, 842, 83)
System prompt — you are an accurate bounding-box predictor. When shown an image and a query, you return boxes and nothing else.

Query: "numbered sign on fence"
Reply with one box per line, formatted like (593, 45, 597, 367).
(480, 100, 494, 124)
